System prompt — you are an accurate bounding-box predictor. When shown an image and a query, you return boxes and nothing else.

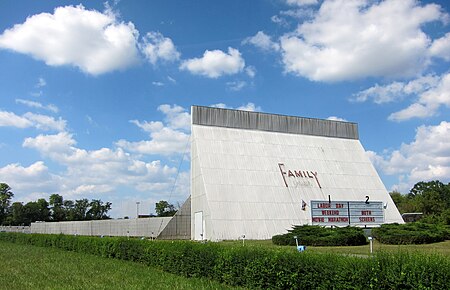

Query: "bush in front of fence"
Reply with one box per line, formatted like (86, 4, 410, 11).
(372, 222, 450, 245)
(1, 232, 449, 289)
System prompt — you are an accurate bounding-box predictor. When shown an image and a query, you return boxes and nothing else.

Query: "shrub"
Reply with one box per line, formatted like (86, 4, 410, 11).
(372, 222, 450, 244)
(1, 232, 450, 289)
(272, 225, 368, 246)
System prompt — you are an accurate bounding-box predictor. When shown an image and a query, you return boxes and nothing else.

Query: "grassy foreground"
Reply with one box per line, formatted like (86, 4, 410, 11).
(0, 241, 236, 290)
(2, 233, 450, 289)
(220, 239, 450, 256)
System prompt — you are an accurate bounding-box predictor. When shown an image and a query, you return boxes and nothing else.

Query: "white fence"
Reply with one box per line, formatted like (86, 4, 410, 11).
(0, 226, 31, 233)
(31, 217, 172, 238)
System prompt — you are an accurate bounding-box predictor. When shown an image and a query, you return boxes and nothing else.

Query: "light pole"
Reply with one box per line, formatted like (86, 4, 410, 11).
(136, 201, 140, 218)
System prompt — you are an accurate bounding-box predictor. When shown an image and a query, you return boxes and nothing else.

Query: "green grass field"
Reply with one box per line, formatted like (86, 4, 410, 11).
(0, 241, 238, 290)
(220, 239, 450, 256)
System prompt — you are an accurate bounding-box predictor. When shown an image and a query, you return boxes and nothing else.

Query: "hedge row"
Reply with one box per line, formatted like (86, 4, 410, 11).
(1, 232, 450, 289)
(272, 225, 368, 246)
(372, 223, 450, 245)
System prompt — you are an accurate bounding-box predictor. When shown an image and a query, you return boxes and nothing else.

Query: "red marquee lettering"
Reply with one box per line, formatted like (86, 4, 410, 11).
(359, 217, 375, 222)
(322, 210, 339, 215)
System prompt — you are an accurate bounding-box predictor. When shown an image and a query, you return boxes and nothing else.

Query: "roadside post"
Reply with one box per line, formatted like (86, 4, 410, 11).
(368, 236, 373, 254)
(294, 235, 306, 252)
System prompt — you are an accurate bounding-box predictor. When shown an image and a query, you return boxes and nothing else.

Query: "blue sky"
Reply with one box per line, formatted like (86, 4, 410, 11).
(0, 0, 449, 218)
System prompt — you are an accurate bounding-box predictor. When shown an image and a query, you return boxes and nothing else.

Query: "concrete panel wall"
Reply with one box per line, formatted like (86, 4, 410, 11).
(0, 226, 31, 233)
(31, 217, 171, 238)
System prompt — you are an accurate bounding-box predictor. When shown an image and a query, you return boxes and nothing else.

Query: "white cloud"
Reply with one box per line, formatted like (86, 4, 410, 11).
(237, 103, 261, 112)
(0, 110, 65, 131)
(210, 103, 228, 109)
(242, 31, 280, 52)
(117, 104, 190, 155)
(388, 72, 450, 121)
(22, 112, 66, 131)
(211, 102, 262, 112)
(16, 98, 59, 113)
(167, 76, 177, 84)
(286, 0, 318, 7)
(30, 91, 43, 97)
(354, 82, 408, 104)
(271, 15, 289, 27)
(280, 8, 316, 19)
(0, 111, 32, 128)
(327, 116, 347, 122)
(129, 120, 164, 133)
(116, 128, 189, 155)
(389, 103, 438, 121)
(430, 32, 450, 61)
(141, 31, 180, 65)
(180, 47, 245, 78)
(23, 132, 76, 158)
(20, 131, 179, 200)
(227, 81, 247, 91)
(157, 104, 191, 131)
(0, 5, 140, 75)
(152, 81, 164, 86)
(0, 161, 60, 197)
(368, 121, 450, 192)
(279, 0, 445, 81)
(245, 66, 256, 78)
(73, 184, 114, 195)
(36, 77, 46, 88)
(353, 75, 439, 104)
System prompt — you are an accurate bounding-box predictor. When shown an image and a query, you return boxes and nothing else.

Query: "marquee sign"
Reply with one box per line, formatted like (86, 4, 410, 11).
(311, 200, 384, 226)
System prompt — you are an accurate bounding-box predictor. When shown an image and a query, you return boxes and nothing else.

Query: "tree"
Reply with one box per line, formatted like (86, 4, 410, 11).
(23, 201, 42, 225)
(6, 202, 25, 226)
(0, 183, 14, 225)
(390, 191, 416, 213)
(390, 181, 450, 224)
(64, 200, 75, 221)
(155, 200, 177, 217)
(73, 198, 90, 220)
(87, 199, 112, 220)
(49, 194, 65, 221)
(409, 181, 450, 215)
(36, 198, 50, 222)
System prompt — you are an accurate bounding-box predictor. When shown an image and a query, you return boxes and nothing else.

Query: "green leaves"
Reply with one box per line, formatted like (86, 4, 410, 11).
(0, 183, 14, 224)
(1, 232, 450, 289)
(273, 225, 368, 246)
(372, 223, 450, 244)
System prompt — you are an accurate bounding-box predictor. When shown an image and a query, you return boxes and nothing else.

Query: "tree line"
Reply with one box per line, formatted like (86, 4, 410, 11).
(4, 179, 447, 226)
(390, 180, 450, 224)
(0, 183, 112, 226)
